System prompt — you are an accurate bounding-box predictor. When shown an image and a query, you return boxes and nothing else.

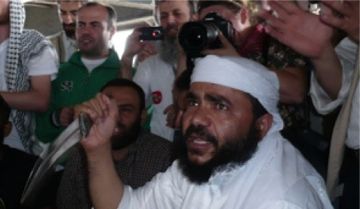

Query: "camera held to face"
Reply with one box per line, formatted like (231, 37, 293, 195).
(179, 13, 234, 58)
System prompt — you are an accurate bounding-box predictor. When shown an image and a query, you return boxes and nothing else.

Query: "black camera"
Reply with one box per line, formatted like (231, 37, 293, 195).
(178, 13, 234, 57)
(139, 27, 164, 41)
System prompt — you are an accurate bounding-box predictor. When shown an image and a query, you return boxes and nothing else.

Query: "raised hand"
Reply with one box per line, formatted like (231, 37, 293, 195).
(320, 0, 359, 43)
(258, 0, 334, 58)
(59, 107, 74, 126)
(80, 93, 118, 155)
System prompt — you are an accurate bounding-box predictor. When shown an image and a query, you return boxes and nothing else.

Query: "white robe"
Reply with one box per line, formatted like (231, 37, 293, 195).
(118, 131, 333, 209)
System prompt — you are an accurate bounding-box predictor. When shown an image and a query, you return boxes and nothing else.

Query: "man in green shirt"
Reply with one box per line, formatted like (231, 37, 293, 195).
(34, 2, 121, 154)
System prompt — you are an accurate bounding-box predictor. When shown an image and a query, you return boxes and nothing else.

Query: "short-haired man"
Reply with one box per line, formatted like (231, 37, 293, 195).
(51, 0, 87, 63)
(80, 55, 333, 209)
(0, 0, 58, 153)
(35, 2, 121, 153)
(56, 78, 173, 209)
(121, 0, 197, 141)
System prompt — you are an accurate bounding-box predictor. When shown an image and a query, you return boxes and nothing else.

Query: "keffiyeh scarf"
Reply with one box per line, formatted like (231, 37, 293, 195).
(5, 0, 54, 152)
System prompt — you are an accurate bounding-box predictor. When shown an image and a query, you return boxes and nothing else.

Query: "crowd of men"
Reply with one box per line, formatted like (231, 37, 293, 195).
(0, 0, 358, 209)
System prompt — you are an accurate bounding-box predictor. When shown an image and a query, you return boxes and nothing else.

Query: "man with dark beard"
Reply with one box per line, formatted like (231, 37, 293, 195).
(56, 78, 173, 209)
(80, 55, 333, 209)
(121, 0, 197, 141)
(51, 0, 87, 63)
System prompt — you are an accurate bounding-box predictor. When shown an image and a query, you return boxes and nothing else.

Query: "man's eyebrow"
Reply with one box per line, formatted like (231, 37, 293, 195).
(118, 104, 135, 108)
(205, 93, 232, 106)
(185, 91, 197, 100)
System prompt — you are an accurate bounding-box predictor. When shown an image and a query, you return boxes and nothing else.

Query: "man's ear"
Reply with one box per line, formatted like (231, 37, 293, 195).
(3, 122, 12, 138)
(239, 8, 250, 25)
(191, 13, 199, 21)
(140, 110, 147, 126)
(255, 114, 273, 138)
(109, 25, 116, 37)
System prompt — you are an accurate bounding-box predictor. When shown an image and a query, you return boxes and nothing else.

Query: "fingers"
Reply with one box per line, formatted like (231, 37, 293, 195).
(174, 110, 183, 129)
(202, 33, 239, 57)
(268, 0, 300, 15)
(320, 0, 359, 41)
(321, 0, 350, 17)
(163, 104, 173, 114)
(59, 107, 74, 126)
(258, 10, 285, 33)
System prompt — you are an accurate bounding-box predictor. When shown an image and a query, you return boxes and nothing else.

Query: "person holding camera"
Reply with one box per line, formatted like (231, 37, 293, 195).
(188, 0, 309, 143)
(121, 0, 197, 141)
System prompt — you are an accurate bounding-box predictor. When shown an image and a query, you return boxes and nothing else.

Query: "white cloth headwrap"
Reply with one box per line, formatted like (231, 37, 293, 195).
(191, 55, 284, 133)
(5, 0, 25, 91)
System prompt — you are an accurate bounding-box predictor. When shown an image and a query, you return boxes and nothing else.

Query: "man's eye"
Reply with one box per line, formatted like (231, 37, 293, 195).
(160, 14, 168, 20)
(215, 103, 228, 111)
(119, 108, 132, 113)
(174, 12, 183, 17)
(187, 99, 198, 107)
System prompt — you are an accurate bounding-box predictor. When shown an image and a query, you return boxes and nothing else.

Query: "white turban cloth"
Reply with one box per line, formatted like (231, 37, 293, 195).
(191, 55, 284, 133)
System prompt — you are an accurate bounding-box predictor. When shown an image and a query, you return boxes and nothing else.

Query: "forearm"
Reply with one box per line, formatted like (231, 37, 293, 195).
(0, 90, 49, 112)
(120, 54, 134, 80)
(87, 147, 124, 209)
(274, 67, 307, 104)
(311, 44, 342, 100)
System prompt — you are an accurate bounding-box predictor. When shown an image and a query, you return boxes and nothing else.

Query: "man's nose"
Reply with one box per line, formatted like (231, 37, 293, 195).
(166, 14, 176, 25)
(189, 107, 211, 128)
(62, 13, 74, 24)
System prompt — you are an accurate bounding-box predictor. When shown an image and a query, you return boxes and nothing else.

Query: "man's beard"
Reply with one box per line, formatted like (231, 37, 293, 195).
(62, 23, 76, 39)
(159, 34, 179, 65)
(176, 122, 261, 184)
(111, 117, 142, 150)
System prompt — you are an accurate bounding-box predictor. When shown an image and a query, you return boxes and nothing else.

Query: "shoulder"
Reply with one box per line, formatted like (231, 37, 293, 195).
(20, 29, 51, 47)
(20, 29, 55, 57)
(139, 131, 172, 147)
(136, 131, 173, 157)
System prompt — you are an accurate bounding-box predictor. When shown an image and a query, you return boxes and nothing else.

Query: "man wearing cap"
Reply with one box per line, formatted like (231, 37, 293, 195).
(79, 55, 333, 209)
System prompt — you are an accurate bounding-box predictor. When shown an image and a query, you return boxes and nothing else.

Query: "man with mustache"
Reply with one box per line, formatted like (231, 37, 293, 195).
(56, 78, 173, 209)
(51, 0, 87, 63)
(80, 55, 333, 209)
(34, 2, 121, 154)
(121, 0, 197, 141)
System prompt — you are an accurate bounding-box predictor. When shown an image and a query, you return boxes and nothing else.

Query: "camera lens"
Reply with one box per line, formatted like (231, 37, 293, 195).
(179, 13, 233, 57)
(179, 22, 219, 55)
(151, 30, 161, 38)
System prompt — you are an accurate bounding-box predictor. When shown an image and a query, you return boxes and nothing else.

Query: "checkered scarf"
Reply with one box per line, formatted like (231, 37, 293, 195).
(4, 0, 55, 153)
(5, 0, 25, 91)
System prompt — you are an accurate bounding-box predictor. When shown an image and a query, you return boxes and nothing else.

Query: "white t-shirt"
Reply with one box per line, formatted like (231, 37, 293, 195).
(133, 54, 175, 141)
(0, 38, 58, 152)
(310, 38, 359, 149)
(81, 57, 107, 73)
(119, 132, 333, 209)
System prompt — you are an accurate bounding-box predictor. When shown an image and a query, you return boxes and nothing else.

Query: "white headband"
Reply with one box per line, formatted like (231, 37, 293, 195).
(191, 55, 283, 132)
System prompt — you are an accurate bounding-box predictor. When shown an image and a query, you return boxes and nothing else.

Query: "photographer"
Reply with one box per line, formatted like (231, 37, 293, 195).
(185, 0, 309, 141)
(121, 0, 197, 141)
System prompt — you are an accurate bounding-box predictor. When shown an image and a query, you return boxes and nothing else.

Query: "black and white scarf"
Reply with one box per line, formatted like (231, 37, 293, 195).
(5, 0, 55, 152)
(5, 0, 25, 91)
